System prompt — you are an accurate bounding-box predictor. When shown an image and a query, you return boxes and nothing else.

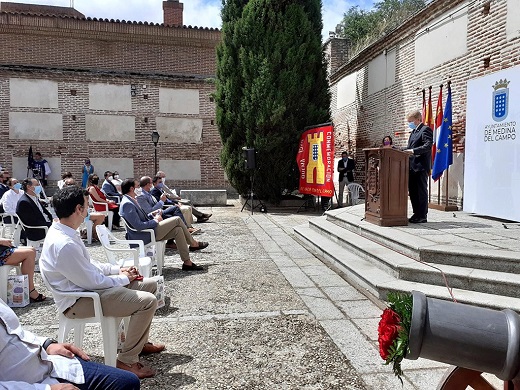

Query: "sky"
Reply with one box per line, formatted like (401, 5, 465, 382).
(1, 0, 375, 40)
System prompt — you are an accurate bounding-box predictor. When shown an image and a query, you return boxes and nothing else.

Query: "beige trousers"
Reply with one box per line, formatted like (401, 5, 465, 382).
(180, 205, 193, 226)
(64, 279, 157, 364)
(155, 216, 195, 261)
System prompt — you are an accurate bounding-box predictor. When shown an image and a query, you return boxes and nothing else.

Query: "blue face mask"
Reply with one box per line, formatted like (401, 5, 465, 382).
(408, 122, 417, 130)
(342, 157, 348, 162)
(157, 182, 164, 189)
(34, 185, 42, 195)
(13, 183, 22, 190)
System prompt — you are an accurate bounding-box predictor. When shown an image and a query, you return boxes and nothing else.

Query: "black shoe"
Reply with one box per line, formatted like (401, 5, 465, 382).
(197, 214, 211, 223)
(189, 241, 209, 252)
(182, 262, 204, 271)
(409, 217, 427, 223)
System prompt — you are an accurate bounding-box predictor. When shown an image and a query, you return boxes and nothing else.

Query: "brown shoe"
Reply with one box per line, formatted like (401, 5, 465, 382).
(140, 342, 166, 355)
(116, 360, 156, 379)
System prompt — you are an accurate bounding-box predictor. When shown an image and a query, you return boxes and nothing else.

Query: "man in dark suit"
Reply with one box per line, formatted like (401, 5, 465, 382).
(404, 110, 433, 223)
(101, 171, 122, 201)
(137, 176, 197, 233)
(337, 151, 356, 207)
(16, 178, 53, 240)
(119, 178, 208, 271)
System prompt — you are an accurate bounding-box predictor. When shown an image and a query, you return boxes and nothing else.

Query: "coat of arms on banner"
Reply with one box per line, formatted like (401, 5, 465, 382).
(492, 79, 510, 122)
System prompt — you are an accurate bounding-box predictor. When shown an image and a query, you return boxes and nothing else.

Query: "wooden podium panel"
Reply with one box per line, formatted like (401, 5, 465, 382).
(364, 147, 409, 226)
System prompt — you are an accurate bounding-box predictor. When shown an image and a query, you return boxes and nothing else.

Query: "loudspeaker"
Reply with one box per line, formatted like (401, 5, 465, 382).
(242, 147, 256, 170)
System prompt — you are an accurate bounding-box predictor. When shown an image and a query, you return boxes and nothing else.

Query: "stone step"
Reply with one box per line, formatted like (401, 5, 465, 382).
(307, 217, 520, 298)
(294, 223, 520, 311)
(325, 209, 520, 274)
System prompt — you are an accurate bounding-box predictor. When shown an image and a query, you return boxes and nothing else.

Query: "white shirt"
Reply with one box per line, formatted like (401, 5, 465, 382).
(0, 299, 84, 389)
(0, 189, 23, 215)
(27, 194, 51, 223)
(39, 222, 129, 313)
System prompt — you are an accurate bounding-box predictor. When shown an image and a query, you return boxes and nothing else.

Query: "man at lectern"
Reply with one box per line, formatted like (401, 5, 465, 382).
(403, 110, 433, 223)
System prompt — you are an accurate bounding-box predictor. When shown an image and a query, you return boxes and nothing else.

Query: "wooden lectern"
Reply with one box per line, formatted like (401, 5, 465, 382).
(364, 147, 409, 226)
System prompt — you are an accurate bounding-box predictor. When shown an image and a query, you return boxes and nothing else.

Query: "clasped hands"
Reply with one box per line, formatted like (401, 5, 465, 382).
(120, 266, 142, 282)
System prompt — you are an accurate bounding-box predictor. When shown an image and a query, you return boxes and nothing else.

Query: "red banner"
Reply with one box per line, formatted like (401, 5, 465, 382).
(296, 123, 335, 196)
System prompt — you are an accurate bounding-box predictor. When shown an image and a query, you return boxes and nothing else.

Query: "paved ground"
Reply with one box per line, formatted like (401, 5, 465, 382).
(11, 201, 507, 389)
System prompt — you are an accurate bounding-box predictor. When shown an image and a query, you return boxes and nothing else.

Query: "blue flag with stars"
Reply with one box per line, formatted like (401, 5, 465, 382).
(432, 86, 453, 181)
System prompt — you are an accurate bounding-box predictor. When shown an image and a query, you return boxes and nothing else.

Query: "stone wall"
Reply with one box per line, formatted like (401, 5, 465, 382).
(326, 0, 519, 206)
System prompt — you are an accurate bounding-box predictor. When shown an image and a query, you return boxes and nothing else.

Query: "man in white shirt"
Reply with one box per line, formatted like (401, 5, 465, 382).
(0, 178, 23, 218)
(39, 186, 165, 379)
(0, 298, 140, 389)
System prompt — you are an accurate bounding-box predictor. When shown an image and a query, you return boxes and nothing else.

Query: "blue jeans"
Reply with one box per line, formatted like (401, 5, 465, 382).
(59, 357, 140, 390)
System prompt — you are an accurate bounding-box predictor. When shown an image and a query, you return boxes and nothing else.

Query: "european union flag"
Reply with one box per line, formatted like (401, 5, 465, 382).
(432, 86, 453, 181)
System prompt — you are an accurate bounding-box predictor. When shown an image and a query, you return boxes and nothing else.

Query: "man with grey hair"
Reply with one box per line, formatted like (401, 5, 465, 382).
(403, 110, 433, 223)
(155, 170, 212, 222)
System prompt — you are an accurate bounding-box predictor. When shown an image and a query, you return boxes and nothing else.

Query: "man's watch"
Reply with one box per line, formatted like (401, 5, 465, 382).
(42, 338, 58, 350)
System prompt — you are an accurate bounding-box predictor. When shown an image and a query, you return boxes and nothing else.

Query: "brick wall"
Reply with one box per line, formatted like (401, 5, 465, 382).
(327, 0, 519, 205)
(0, 7, 229, 191)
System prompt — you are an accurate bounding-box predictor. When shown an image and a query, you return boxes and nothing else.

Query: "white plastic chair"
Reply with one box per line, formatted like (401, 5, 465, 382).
(88, 197, 114, 231)
(0, 265, 21, 303)
(96, 225, 152, 277)
(121, 218, 166, 276)
(17, 218, 48, 260)
(40, 271, 129, 367)
(0, 213, 21, 245)
(346, 183, 365, 206)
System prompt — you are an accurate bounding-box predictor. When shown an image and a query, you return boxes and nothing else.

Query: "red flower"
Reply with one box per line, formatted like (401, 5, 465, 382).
(378, 308, 401, 360)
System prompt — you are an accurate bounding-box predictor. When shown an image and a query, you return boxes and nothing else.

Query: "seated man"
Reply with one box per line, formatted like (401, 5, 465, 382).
(57, 171, 73, 189)
(150, 176, 195, 228)
(101, 171, 122, 201)
(16, 178, 53, 241)
(156, 170, 212, 223)
(138, 176, 198, 234)
(0, 298, 140, 389)
(119, 178, 208, 271)
(39, 186, 165, 379)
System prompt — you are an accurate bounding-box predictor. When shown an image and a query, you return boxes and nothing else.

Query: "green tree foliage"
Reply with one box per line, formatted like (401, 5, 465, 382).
(339, 0, 427, 53)
(215, 0, 331, 203)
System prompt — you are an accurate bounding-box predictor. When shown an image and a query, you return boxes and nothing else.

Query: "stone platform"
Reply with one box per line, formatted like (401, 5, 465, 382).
(294, 204, 520, 311)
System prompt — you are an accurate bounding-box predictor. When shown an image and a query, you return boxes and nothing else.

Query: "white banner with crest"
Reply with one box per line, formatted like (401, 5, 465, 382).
(465, 65, 520, 222)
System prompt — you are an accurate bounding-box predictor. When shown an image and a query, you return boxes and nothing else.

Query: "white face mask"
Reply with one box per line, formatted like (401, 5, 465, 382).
(114, 174, 119, 179)
(108, 176, 113, 181)
(162, 179, 166, 186)
(135, 187, 142, 196)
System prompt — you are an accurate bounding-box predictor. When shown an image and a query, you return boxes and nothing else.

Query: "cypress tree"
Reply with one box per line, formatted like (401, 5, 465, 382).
(216, 0, 330, 203)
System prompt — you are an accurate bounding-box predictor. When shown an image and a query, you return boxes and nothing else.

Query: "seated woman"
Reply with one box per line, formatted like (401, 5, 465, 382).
(0, 178, 24, 224)
(57, 171, 73, 189)
(0, 238, 46, 302)
(87, 174, 121, 229)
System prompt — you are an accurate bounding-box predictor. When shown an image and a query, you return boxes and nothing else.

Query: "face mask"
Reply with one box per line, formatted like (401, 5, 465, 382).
(92, 179, 99, 185)
(13, 183, 22, 190)
(84, 208, 90, 222)
(108, 176, 113, 181)
(34, 185, 42, 195)
(135, 188, 142, 196)
(384, 141, 391, 146)
(342, 157, 347, 162)
(114, 175, 119, 179)
(162, 179, 166, 186)
(408, 122, 417, 130)
(157, 182, 164, 189)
